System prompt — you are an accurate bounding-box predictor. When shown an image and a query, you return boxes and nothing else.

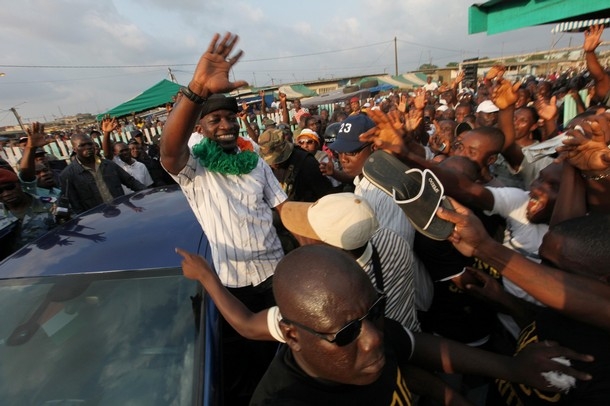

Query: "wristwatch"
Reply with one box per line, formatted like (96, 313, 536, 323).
(180, 86, 207, 105)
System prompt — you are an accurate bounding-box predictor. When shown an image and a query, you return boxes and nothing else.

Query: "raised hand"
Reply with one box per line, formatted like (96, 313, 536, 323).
(492, 78, 521, 110)
(584, 24, 604, 53)
(189, 32, 248, 97)
(413, 88, 426, 111)
(436, 197, 489, 257)
(454, 70, 465, 85)
(557, 117, 610, 172)
(25, 122, 50, 148)
(404, 109, 423, 133)
(398, 94, 408, 113)
(534, 94, 558, 121)
(486, 65, 506, 81)
(101, 116, 119, 134)
(360, 108, 404, 155)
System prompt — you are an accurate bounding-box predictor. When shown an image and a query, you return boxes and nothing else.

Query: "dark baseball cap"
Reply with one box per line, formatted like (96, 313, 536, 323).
(329, 115, 376, 153)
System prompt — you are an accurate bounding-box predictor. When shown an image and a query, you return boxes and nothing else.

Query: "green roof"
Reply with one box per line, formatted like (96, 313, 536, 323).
(97, 79, 182, 120)
(469, 0, 610, 35)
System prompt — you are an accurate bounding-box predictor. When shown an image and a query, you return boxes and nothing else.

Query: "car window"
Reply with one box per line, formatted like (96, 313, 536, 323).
(0, 269, 203, 405)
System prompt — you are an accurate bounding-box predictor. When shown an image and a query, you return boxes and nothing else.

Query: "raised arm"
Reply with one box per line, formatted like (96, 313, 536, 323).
(238, 103, 259, 143)
(160, 32, 248, 175)
(259, 90, 267, 116)
(279, 92, 290, 125)
(101, 116, 119, 159)
(583, 24, 610, 102)
(176, 248, 275, 341)
(436, 198, 610, 333)
(20, 122, 49, 182)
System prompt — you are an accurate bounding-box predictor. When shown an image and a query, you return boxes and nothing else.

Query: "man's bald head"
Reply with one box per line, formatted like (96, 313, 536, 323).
(273, 245, 373, 322)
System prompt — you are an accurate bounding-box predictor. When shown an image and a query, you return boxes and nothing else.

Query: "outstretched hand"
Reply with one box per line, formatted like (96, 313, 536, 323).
(360, 108, 405, 155)
(511, 340, 593, 392)
(556, 117, 610, 172)
(25, 122, 51, 148)
(584, 24, 604, 53)
(534, 94, 558, 121)
(101, 116, 119, 134)
(436, 197, 490, 257)
(189, 32, 249, 97)
(176, 247, 219, 283)
(492, 78, 521, 110)
(486, 65, 506, 81)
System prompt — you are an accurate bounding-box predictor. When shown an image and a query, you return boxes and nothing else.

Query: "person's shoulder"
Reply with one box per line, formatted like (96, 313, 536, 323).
(384, 318, 415, 359)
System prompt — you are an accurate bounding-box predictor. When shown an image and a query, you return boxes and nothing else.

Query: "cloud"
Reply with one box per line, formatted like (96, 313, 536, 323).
(0, 0, 588, 125)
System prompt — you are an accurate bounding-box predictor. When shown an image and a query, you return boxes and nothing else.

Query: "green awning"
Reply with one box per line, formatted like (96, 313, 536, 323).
(469, 0, 610, 35)
(97, 79, 182, 120)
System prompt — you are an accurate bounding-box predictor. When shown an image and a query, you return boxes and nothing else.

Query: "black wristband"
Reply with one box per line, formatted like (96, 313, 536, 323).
(180, 86, 207, 105)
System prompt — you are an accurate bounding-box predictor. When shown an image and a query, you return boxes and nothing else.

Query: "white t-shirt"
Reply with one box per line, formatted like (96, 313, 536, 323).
(485, 186, 548, 337)
(113, 157, 153, 193)
(423, 82, 439, 92)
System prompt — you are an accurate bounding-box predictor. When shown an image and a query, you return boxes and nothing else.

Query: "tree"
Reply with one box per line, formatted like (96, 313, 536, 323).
(419, 63, 438, 70)
(446, 62, 459, 67)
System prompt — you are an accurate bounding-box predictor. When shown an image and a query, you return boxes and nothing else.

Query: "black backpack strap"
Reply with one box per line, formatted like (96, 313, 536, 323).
(371, 243, 384, 292)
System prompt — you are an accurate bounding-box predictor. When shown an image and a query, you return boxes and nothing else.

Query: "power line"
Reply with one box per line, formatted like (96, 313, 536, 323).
(0, 40, 393, 70)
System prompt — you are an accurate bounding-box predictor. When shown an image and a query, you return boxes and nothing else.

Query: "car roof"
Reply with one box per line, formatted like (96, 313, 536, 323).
(0, 185, 208, 279)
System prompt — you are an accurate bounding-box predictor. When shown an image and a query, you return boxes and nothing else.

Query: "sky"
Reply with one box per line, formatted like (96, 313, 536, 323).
(0, 0, 597, 127)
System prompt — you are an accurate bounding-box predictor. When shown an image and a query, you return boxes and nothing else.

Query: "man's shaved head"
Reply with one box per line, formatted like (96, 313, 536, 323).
(273, 245, 373, 323)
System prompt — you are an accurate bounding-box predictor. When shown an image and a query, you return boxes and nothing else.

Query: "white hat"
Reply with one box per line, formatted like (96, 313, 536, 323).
(476, 100, 499, 113)
(280, 193, 379, 250)
(436, 105, 449, 112)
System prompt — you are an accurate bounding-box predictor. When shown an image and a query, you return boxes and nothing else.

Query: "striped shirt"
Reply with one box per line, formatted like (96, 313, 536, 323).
(354, 176, 434, 311)
(354, 176, 415, 245)
(172, 154, 287, 288)
(358, 229, 420, 332)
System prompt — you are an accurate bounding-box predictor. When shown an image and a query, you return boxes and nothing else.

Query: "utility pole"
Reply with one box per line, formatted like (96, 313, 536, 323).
(394, 37, 398, 76)
(10, 107, 26, 132)
(168, 67, 177, 83)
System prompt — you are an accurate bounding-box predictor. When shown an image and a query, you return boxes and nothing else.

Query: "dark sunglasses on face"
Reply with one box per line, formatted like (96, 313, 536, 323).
(298, 139, 316, 145)
(339, 143, 371, 157)
(0, 183, 18, 193)
(282, 293, 386, 347)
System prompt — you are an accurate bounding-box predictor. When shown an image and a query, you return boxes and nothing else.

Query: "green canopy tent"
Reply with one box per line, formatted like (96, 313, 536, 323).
(469, 0, 610, 35)
(97, 79, 182, 120)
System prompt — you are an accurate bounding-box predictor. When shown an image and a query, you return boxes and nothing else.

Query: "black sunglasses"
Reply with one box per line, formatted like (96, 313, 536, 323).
(0, 183, 18, 193)
(339, 143, 372, 157)
(282, 293, 386, 347)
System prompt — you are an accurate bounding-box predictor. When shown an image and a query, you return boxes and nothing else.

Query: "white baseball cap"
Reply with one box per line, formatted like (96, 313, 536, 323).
(280, 193, 379, 250)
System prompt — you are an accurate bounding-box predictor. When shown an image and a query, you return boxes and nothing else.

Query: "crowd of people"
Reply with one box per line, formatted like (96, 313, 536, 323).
(1, 25, 610, 406)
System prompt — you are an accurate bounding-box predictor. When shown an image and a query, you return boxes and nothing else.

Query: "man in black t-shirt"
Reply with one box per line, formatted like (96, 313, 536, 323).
(250, 245, 593, 406)
(250, 245, 417, 406)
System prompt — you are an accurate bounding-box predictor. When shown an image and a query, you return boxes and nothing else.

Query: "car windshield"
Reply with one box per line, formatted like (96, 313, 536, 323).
(0, 269, 202, 405)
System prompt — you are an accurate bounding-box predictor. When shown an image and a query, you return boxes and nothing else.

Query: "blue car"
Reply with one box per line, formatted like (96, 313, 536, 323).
(0, 185, 222, 405)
